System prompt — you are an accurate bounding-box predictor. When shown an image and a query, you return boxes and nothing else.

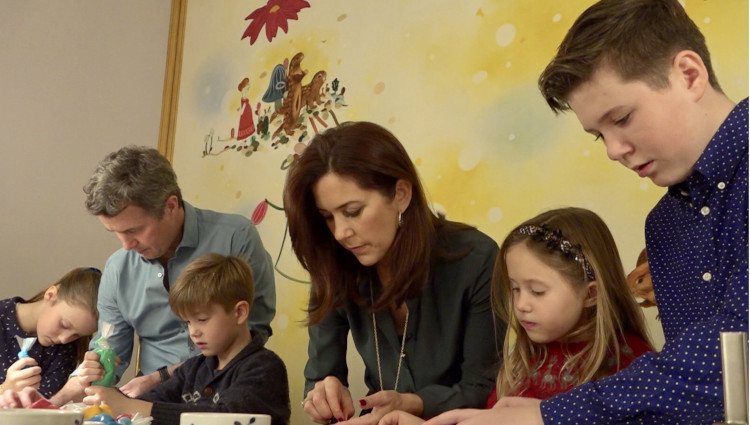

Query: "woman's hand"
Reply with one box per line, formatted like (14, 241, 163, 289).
(0, 386, 45, 408)
(303, 376, 355, 423)
(3, 357, 41, 391)
(341, 391, 423, 425)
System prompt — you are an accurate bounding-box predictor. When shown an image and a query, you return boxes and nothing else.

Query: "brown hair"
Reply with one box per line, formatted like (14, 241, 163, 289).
(169, 254, 255, 319)
(284, 121, 471, 325)
(28, 267, 101, 362)
(539, 0, 721, 113)
(238, 77, 250, 92)
(492, 207, 651, 397)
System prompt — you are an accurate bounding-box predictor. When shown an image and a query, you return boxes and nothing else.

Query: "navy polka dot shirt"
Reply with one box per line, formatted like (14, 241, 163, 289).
(541, 99, 749, 424)
(0, 297, 78, 397)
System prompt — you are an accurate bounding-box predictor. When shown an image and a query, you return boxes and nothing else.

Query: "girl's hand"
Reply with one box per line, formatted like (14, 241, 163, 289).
(0, 387, 45, 408)
(423, 409, 484, 425)
(378, 410, 425, 425)
(342, 391, 423, 425)
(302, 376, 355, 424)
(4, 357, 42, 391)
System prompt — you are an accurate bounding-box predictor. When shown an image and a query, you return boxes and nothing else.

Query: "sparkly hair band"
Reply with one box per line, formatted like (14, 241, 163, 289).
(516, 224, 596, 281)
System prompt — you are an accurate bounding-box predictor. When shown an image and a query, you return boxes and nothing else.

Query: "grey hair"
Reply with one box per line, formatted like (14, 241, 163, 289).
(83, 145, 182, 217)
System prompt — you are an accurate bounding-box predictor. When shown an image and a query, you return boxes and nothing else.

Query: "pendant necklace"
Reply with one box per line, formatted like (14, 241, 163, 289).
(370, 281, 409, 392)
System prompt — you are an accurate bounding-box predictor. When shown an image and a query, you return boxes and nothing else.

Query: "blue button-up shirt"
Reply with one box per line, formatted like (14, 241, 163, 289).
(93, 202, 276, 378)
(541, 99, 748, 424)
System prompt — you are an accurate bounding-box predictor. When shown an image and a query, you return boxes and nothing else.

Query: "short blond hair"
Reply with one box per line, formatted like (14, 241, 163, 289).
(169, 254, 255, 318)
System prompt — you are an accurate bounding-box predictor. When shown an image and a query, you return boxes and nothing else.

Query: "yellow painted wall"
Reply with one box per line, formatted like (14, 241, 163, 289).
(170, 1, 748, 423)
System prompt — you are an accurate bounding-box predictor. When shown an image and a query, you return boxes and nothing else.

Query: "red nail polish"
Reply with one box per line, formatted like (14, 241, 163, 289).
(359, 399, 366, 407)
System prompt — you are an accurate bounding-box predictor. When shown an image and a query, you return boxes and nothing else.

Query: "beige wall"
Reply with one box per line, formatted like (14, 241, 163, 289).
(0, 0, 172, 379)
(0, 1, 171, 294)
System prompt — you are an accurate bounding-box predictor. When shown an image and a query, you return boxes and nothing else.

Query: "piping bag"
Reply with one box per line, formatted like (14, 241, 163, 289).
(92, 322, 116, 387)
(15, 335, 37, 358)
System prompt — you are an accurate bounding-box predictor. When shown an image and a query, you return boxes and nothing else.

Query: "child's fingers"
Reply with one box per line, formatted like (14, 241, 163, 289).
(83, 350, 100, 361)
(8, 357, 38, 371)
(17, 387, 43, 407)
(0, 390, 22, 408)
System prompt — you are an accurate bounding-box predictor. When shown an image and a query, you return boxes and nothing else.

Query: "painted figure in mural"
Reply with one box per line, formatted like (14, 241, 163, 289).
(284, 121, 504, 425)
(237, 77, 256, 141)
(263, 62, 288, 111)
(0, 268, 100, 404)
(402, 1, 746, 424)
(48, 146, 277, 405)
(380, 207, 654, 425)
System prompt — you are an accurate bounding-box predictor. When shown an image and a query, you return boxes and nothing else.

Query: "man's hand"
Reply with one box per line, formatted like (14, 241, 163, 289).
(118, 372, 160, 398)
(4, 357, 42, 391)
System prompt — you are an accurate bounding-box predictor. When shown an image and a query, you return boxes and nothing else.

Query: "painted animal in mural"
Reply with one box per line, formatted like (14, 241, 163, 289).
(270, 52, 307, 137)
(626, 248, 657, 309)
(301, 70, 327, 109)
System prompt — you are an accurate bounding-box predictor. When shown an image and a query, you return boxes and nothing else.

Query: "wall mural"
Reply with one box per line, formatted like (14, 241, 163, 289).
(162, 1, 748, 424)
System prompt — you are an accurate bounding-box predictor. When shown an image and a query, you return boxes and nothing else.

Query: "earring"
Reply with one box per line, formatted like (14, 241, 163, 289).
(398, 211, 403, 228)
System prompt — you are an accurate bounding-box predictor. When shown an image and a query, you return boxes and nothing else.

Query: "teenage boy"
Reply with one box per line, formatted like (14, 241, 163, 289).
(82, 254, 291, 425)
(408, 1, 746, 425)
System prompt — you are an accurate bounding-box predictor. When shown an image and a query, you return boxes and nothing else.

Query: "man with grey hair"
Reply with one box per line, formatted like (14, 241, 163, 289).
(52, 145, 275, 404)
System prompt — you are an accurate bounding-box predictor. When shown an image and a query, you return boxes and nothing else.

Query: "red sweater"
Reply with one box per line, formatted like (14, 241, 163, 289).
(486, 333, 652, 406)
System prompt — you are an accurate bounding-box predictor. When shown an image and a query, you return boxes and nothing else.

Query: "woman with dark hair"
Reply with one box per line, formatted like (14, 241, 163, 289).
(285, 121, 504, 424)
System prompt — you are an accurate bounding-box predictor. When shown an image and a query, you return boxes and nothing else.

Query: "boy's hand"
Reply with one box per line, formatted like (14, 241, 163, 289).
(4, 357, 42, 391)
(119, 372, 160, 398)
(378, 410, 425, 425)
(0, 387, 45, 408)
(83, 386, 153, 418)
(423, 409, 483, 425)
(76, 351, 104, 387)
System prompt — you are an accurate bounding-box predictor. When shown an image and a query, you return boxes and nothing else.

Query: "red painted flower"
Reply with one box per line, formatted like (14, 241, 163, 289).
(242, 0, 311, 45)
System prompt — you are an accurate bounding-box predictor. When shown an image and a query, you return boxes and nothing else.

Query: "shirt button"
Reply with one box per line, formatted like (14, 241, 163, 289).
(157, 272, 164, 278)
(717, 182, 726, 190)
(702, 272, 713, 282)
(203, 387, 214, 396)
(700, 206, 710, 216)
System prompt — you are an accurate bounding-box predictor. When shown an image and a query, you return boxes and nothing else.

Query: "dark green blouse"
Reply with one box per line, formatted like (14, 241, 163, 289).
(304, 228, 504, 417)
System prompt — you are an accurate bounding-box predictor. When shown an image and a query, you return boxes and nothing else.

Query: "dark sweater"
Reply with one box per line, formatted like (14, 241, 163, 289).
(139, 333, 290, 425)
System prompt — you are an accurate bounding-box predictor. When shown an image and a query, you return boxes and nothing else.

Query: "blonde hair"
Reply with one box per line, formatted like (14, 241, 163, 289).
(492, 207, 651, 397)
(169, 254, 255, 318)
(28, 267, 102, 362)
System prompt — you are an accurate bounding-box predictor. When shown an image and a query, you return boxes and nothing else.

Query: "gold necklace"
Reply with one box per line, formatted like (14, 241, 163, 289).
(370, 282, 409, 392)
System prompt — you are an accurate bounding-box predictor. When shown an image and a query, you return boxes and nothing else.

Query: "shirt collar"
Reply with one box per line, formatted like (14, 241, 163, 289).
(670, 98, 748, 201)
(178, 201, 199, 250)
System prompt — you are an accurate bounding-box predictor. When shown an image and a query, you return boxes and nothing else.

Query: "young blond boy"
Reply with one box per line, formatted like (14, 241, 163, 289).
(83, 254, 290, 425)
(401, 1, 746, 425)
